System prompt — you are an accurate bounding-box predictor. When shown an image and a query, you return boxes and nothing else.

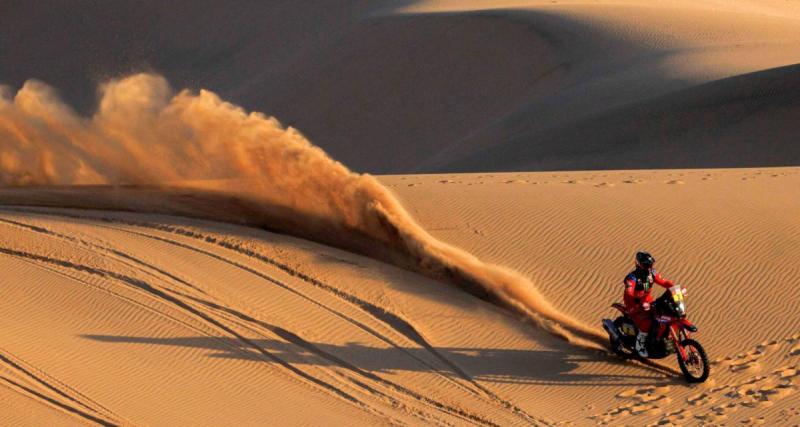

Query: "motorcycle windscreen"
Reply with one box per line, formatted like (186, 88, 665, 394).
(670, 285, 686, 316)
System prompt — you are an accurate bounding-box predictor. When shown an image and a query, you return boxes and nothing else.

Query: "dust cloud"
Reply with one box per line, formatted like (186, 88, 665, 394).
(0, 74, 605, 346)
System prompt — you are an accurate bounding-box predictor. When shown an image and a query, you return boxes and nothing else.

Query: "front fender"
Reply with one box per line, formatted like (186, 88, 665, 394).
(680, 318, 698, 332)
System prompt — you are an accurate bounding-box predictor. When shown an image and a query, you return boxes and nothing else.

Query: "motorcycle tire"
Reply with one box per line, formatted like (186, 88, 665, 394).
(611, 317, 635, 359)
(677, 338, 710, 383)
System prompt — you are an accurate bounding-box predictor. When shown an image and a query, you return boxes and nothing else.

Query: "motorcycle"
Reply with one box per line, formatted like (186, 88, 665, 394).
(602, 285, 710, 383)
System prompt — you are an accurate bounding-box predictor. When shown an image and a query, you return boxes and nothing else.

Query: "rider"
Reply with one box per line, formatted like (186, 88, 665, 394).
(624, 251, 675, 357)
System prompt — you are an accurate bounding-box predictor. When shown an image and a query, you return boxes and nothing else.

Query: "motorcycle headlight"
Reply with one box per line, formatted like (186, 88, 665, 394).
(676, 301, 686, 316)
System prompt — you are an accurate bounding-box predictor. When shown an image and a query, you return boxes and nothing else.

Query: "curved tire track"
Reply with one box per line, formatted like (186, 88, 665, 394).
(0, 241, 493, 425)
(0, 207, 544, 425)
(0, 348, 119, 426)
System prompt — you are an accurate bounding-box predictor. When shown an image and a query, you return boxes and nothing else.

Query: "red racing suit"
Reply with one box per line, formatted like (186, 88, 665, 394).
(623, 268, 673, 333)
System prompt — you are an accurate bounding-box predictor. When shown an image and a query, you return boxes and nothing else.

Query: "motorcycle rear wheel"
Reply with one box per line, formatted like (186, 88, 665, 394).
(611, 317, 635, 359)
(677, 339, 710, 383)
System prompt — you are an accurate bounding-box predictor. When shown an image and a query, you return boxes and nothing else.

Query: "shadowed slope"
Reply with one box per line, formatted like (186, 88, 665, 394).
(4, 1, 800, 172)
(439, 63, 800, 171)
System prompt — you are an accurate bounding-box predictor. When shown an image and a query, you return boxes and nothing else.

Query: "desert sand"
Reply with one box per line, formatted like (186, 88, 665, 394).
(1, 168, 799, 426)
(2, 0, 800, 426)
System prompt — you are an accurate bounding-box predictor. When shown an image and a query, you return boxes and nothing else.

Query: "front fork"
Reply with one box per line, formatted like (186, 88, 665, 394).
(671, 325, 690, 361)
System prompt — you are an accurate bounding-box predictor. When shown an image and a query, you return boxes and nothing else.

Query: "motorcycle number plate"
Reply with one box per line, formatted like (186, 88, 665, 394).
(670, 285, 684, 303)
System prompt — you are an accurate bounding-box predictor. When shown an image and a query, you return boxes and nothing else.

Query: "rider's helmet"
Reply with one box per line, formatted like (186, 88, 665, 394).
(635, 251, 655, 270)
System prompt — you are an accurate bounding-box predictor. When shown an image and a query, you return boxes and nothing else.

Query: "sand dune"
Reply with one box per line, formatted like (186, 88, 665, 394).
(439, 63, 800, 171)
(381, 168, 800, 361)
(1, 168, 799, 425)
(4, 1, 800, 172)
(2, 0, 800, 425)
(0, 205, 591, 425)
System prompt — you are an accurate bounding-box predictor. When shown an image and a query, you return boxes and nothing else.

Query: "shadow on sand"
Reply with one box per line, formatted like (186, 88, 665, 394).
(82, 334, 662, 386)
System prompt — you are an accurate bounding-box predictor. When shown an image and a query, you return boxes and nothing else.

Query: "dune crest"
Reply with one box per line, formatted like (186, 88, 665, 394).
(0, 74, 604, 346)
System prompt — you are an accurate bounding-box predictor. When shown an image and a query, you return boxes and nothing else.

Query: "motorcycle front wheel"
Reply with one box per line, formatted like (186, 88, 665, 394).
(677, 339, 710, 383)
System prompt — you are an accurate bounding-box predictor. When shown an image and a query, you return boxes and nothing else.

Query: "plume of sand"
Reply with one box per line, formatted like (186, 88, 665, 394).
(0, 74, 606, 347)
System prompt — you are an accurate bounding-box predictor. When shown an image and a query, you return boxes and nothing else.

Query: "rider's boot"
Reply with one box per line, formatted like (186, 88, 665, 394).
(635, 332, 649, 357)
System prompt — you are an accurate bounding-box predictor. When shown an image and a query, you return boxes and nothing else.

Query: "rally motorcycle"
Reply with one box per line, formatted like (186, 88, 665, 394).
(602, 285, 710, 383)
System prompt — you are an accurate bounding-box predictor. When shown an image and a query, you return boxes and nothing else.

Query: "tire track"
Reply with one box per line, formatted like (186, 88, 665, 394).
(192, 301, 469, 427)
(0, 213, 475, 396)
(176, 289, 512, 427)
(0, 375, 88, 425)
(0, 217, 209, 297)
(2, 247, 490, 426)
(4, 245, 405, 425)
(0, 207, 542, 425)
(0, 217, 507, 426)
(5, 206, 685, 422)
(0, 348, 119, 426)
(0, 348, 123, 423)
(0, 213, 463, 423)
(101, 216, 545, 425)
(0, 246, 398, 422)
(0, 375, 112, 426)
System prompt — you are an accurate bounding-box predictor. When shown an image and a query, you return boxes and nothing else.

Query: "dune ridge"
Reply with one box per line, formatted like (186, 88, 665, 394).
(6, 1, 800, 173)
(0, 74, 604, 347)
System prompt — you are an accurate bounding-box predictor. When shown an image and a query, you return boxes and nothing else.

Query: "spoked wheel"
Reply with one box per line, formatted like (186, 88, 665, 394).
(677, 339, 710, 383)
(609, 334, 631, 358)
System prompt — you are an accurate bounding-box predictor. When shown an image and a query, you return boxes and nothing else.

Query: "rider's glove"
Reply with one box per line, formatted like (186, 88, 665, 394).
(641, 302, 651, 311)
(681, 286, 688, 296)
